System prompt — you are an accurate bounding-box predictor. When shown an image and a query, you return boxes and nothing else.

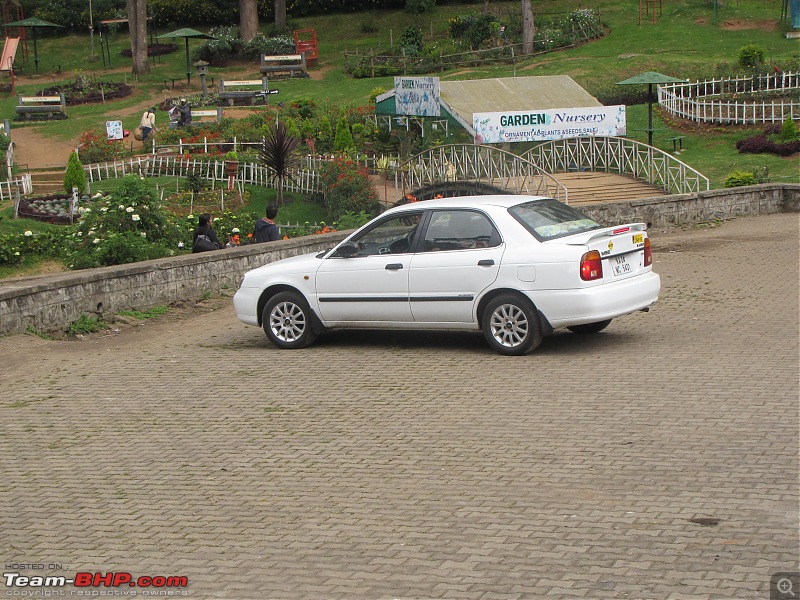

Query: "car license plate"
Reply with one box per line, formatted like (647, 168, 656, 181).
(611, 254, 635, 276)
(633, 233, 643, 244)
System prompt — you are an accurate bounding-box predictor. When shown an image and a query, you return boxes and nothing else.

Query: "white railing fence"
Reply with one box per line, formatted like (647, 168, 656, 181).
(0, 173, 32, 201)
(523, 137, 710, 195)
(659, 71, 800, 124)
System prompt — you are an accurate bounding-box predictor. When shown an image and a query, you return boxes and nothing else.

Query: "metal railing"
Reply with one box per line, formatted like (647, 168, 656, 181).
(658, 72, 800, 124)
(398, 144, 569, 203)
(522, 137, 709, 195)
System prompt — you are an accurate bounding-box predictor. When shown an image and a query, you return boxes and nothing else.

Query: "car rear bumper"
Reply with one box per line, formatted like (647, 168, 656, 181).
(529, 271, 661, 329)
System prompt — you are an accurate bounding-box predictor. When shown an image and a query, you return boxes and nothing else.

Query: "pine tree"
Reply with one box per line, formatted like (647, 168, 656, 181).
(64, 151, 87, 195)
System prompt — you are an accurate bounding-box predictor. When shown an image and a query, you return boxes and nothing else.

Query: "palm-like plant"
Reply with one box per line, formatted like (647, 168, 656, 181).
(260, 121, 302, 205)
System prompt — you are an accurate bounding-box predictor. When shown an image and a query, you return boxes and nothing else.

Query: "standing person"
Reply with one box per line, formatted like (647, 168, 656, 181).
(192, 214, 223, 252)
(139, 107, 158, 145)
(177, 98, 192, 128)
(253, 204, 280, 243)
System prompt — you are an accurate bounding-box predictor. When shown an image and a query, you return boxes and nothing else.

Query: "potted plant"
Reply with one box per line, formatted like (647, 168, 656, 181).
(225, 150, 239, 177)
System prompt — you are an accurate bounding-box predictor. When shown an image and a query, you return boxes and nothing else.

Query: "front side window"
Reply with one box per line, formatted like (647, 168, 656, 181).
(350, 212, 422, 256)
(509, 199, 602, 241)
(422, 210, 500, 252)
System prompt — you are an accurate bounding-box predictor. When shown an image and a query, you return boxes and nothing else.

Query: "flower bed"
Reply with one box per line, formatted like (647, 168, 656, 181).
(16, 196, 76, 224)
(39, 77, 132, 106)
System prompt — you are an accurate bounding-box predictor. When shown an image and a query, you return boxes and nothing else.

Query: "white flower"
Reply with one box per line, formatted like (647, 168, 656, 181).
(178, 241, 185, 249)
(93, 238, 101, 244)
(93, 192, 103, 199)
(232, 227, 240, 233)
(126, 207, 134, 213)
(142, 205, 149, 209)
(118, 205, 125, 210)
(77, 231, 83, 236)
(140, 232, 146, 237)
(88, 230, 95, 236)
(132, 214, 141, 221)
(14, 251, 20, 256)
(24, 230, 32, 236)
(100, 207, 108, 212)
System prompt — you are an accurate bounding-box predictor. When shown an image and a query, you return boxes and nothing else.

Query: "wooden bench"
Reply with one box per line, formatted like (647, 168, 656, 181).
(259, 53, 306, 78)
(218, 78, 269, 106)
(666, 135, 686, 151)
(16, 94, 66, 119)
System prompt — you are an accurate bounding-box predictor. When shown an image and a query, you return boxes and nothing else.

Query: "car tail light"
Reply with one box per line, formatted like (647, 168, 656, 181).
(580, 250, 603, 281)
(643, 237, 652, 267)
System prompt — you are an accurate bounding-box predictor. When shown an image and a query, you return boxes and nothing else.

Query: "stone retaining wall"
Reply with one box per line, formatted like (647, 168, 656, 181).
(1, 183, 797, 337)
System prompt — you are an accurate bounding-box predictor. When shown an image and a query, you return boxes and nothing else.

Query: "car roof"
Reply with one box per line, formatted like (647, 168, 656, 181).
(384, 195, 553, 215)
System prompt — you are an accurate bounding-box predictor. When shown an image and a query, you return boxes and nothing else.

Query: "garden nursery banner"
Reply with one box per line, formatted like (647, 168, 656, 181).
(394, 77, 441, 117)
(473, 105, 626, 143)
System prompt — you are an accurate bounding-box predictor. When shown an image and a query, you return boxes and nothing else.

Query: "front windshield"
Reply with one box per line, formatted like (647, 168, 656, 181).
(508, 199, 602, 241)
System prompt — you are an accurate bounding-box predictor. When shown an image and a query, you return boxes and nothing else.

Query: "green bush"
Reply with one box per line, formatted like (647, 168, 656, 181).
(399, 26, 424, 56)
(780, 117, 799, 141)
(64, 151, 87, 195)
(243, 34, 296, 60)
(193, 26, 242, 65)
(334, 116, 355, 153)
(320, 156, 379, 219)
(738, 45, 765, 71)
(723, 170, 758, 188)
(405, 0, 435, 15)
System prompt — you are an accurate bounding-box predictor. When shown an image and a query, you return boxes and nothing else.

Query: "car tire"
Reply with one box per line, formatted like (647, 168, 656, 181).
(263, 291, 318, 349)
(482, 294, 542, 356)
(567, 319, 612, 334)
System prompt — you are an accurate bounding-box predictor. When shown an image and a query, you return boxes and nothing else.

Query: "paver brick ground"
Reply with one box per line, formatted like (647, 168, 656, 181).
(1, 213, 798, 599)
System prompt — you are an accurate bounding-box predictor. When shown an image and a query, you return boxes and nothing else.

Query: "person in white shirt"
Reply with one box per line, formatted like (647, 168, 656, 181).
(139, 107, 158, 142)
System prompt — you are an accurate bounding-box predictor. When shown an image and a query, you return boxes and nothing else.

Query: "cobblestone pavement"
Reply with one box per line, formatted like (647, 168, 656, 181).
(1, 213, 798, 600)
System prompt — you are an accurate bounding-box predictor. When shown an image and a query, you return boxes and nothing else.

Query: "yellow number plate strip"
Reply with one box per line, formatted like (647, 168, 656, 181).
(633, 233, 643, 244)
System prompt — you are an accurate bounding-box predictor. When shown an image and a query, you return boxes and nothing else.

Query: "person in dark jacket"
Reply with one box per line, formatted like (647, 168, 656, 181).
(253, 204, 280, 243)
(176, 98, 192, 128)
(193, 213, 223, 252)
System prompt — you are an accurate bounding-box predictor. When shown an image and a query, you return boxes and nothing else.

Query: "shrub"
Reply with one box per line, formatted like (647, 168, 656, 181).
(406, 0, 435, 15)
(193, 26, 242, 65)
(449, 14, 496, 50)
(360, 20, 379, 34)
(319, 156, 379, 220)
(64, 152, 87, 195)
(76, 130, 125, 164)
(334, 116, 355, 153)
(399, 26, 424, 56)
(738, 44, 765, 71)
(724, 170, 758, 188)
(65, 177, 184, 269)
(243, 34, 296, 60)
(780, 117, 799, 141)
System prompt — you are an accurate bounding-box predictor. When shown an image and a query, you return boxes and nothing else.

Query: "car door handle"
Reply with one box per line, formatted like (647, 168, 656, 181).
(385, 263, 403, 270)
(477, 259, 494, 266)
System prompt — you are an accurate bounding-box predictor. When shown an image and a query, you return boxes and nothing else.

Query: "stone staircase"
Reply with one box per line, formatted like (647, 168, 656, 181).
(28, 166, 68, 196)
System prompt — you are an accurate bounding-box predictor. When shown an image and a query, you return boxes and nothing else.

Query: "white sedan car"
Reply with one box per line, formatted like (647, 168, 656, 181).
(234, 195, 660, 355)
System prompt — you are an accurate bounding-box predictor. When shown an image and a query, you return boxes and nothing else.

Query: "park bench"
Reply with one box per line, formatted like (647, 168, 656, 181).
(259, 53, 307, 78)
(218, 78, 270, 106)
(16, 94, 66, 120)
(666, 135, 686, 151)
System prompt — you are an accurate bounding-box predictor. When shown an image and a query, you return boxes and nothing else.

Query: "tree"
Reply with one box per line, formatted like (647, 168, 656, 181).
(240, 0, 258, 43)
(274, 0, 287, 30)
(334, 116, 354, 153)
(64, 151, 87, 195)
(260, 122, 301, 205)
(521, 0, 534, 55)
(126, 0, 149, 75)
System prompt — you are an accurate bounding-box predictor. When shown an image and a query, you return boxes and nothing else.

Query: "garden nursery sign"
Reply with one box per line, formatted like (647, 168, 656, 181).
(394, 77, 440, 117)
(473, 105, 626, 143)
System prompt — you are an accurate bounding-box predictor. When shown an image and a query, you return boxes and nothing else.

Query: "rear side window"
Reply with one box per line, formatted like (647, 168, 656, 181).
(422, 210, 501, 252)
(508, 199, 602, 241)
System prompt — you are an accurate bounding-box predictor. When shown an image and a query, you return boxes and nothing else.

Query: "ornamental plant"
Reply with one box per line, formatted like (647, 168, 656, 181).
(76, 130, 125, 164)
(260, 122, 302, 206)
(319, 156, 380, 220)
(334, 116, 355, 153)
(64, 151, 87, 195)
(65, 176, 184, 269)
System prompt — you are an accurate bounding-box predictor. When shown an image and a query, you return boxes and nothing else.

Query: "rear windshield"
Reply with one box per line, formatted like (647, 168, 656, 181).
(508, 199, 602, 241)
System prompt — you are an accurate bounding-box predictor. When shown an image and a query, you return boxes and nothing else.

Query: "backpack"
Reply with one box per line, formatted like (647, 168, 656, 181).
(193, 234, 218, 252)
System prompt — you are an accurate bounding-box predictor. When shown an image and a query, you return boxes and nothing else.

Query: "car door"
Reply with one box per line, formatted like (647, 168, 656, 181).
(408, 209, 504, 324)
(315, 212, 423, 324)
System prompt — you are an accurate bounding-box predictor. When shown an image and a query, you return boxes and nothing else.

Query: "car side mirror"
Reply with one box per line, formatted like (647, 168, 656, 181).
(334, 242, 358, 258)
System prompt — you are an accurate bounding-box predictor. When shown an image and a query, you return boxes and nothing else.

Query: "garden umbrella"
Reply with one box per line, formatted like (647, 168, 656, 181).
(4, 17, 63, 74)
(616, 71, 687, 146)
(156, 28, 215, 85)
